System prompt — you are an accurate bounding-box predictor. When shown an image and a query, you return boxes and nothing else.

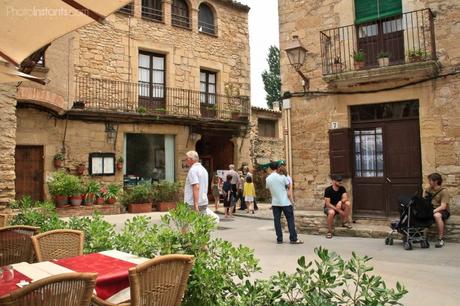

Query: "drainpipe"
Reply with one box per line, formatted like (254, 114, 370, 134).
(283, 98, 293, 175)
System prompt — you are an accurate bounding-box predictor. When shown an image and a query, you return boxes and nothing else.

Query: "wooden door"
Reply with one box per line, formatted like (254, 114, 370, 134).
(352, 120, 422, 216)
(15, 146, 44, 201)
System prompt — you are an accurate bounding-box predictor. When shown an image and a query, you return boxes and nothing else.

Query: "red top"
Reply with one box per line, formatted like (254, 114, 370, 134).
(55, 253, 136, 300)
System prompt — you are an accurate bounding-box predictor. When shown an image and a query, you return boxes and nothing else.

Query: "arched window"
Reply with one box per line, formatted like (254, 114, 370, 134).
(172, 0, 190, 29)
(198, 3, 216, 35)
(142, 0, 163, 22)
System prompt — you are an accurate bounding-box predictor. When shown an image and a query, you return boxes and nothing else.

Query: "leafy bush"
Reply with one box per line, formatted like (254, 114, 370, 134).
(67, 213, 115, 253)
(10, 200, 66, 232)
(103, 183, 122, 200)
(48, 171, 84, 196)
(152, 181, 181, 202)
(120, 183, 152, 205)
(9, 196, 41, 209)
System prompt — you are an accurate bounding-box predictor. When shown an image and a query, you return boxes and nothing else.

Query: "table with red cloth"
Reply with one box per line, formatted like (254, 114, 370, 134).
(0, 271, 31, 297)
(0, 250, 148, 302)
(54, 253, 136, 300)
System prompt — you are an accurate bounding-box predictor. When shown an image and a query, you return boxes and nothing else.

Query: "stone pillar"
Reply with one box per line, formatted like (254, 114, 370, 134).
(0, 84, 17, 208)
(163, 0, 172, 26)
(191, 7, 199, 34)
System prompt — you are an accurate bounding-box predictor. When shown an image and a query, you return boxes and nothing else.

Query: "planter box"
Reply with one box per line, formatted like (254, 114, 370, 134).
(157, 202, 177, 212)
(128, 203, 152, 214)
(378, 57, 389, 67)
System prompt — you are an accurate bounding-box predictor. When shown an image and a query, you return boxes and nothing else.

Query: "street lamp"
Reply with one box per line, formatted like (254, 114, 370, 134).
(105, 123, 117, 144)
(285, 35, 310, 91)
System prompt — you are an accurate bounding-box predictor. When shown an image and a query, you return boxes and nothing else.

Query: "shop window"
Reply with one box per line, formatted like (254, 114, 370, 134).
(258, 118, 277, 138)
(125, 134, 175, 184)
(89, 153, 115, 176)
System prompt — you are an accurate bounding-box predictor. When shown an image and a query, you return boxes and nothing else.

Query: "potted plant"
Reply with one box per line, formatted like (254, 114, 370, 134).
(67, 175, 84, 206)
(104, 183, 121, 204)
(116, 156, 124, 171)
(377, 51, 390, 67)
(96, 186, 107, 205)
(122, 183, 153, 213)
(76, 163, 86, 175)
(84, 180, 100, 205)
(53, 153, 65, 169)
(137, 106, 147, 115)
(153, 181, 181, 212)
(353, 50, 365, 70)
(332, 56, 343, 72)
(48, 171, 69, 207)
(408, 49, 429, 63)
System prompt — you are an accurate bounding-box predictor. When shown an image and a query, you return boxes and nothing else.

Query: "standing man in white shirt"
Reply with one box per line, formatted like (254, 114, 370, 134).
(184, 151, 209, 212)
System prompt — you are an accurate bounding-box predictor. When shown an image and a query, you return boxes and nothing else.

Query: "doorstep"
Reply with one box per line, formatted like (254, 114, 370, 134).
(284, 210, 460, 243)
(55, 204, 123, 217)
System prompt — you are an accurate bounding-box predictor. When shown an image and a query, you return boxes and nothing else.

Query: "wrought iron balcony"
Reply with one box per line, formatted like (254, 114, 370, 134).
(320, 9, 436, 75)
(74, 76, 250, 122)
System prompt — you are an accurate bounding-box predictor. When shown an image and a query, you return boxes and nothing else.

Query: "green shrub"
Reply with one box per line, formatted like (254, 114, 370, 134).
(104, 183, 122, 200)
(121, 183, 152, 205)
(152, 181, 181, 202)
(9, 196, 40, 209)
(48, 171, 84, 197)
(113, 216, 158, 258)
(10, 200, 66, 232)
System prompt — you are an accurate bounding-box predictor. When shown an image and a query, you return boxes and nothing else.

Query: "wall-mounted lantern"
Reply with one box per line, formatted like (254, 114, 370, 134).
(285, 35, 310, 91)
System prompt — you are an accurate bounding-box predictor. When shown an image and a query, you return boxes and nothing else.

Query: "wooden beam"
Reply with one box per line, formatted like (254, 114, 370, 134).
(60, 0, 105, 23)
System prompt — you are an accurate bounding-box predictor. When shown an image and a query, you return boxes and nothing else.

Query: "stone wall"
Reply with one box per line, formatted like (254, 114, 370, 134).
(0, 85, 17, 207)
(278, 0, 460, 215)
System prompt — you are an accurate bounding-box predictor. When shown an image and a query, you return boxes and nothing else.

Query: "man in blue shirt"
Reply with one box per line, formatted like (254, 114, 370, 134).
(266, 161, 303, 244)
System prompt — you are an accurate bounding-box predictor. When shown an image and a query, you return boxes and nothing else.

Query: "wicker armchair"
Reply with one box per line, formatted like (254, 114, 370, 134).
(0, 226, 39, 266)
(92, 254, 195, 306)
(31, 229, 84, 262)
(0, 272, 97, 306)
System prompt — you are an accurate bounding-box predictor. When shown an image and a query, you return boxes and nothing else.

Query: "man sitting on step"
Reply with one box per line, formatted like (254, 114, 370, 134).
(323, 174, 352, 239)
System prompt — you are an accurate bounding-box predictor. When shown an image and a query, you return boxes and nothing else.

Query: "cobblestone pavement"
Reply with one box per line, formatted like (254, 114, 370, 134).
(103, 212, 460, 306)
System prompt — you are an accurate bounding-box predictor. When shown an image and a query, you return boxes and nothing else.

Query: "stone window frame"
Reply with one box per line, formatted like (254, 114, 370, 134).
(198, 2, 218, 36)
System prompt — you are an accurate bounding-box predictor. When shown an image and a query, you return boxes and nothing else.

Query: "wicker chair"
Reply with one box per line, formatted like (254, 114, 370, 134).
(0, 272, 97, 306)
(0, 214, 10, 227)
(31, 229, 84, 262)
(92, 254, 195, 306)
(0, 226, 39, 266)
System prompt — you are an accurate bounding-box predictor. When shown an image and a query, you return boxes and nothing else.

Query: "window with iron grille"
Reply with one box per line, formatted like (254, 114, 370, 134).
(172, 0, 190, 29)
(142, 0, 163, 22)
(198, 3, 216, 35)
(200, 70, 217, 105)
(138, 52, 165, 100)
(354, 128, 384, 177)
(258, 119, 277, 138)
(118, 1, 134, 16)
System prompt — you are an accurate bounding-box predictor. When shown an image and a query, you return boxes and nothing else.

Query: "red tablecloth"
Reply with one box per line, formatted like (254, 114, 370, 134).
(55, 253, 136, 300)
(0, 270, 31, 297)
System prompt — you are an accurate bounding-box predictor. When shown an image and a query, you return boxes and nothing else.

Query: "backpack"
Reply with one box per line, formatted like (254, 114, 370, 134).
(412, 189, 444, 220)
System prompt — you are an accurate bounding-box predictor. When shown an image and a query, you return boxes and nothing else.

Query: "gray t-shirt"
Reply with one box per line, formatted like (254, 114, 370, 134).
(184, 163, 209, 207)
(266, 172, 291, 207)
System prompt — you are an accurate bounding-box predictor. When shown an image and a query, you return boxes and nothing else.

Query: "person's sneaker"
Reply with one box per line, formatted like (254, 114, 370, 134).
(435, 239, 445, 248)
(277, 240, 283, 244)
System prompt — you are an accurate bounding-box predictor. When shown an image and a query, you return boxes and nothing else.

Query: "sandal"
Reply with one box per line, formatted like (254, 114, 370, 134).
(342, 222, 352, 229)
(326, 232, 333, 239)
(290, 240, 304, 245)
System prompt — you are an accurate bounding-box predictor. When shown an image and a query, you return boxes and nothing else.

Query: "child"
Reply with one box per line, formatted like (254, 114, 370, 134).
(222, 174, 234, 218)
(243, 176, 256, 214)
(211, 173, 221, 212)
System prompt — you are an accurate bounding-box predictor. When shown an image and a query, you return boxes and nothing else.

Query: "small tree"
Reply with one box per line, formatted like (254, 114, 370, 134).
(262, 46, 281, 109)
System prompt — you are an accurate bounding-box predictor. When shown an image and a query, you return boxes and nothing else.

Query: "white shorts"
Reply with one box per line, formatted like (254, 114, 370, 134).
(245, 196, 254, 202)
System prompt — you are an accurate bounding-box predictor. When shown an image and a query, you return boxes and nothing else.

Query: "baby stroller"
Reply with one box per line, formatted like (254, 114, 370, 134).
(385, 195, 434, 250)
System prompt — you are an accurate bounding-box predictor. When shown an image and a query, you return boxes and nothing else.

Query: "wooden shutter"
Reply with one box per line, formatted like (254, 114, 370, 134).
(329, 128, 352, 178)
(355, 0, 402, 24)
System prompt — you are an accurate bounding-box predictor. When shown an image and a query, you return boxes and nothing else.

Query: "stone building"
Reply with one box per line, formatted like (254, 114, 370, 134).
(279, 0, 460, 223)
(0, 0, 251, 204)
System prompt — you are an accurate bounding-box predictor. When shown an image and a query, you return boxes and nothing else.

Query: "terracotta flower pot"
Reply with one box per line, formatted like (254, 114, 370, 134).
(128, 203, 152, 213)
(54, 195, 68, 207)
(378, 57, 389, 67)
(54, 159, 63, 169)
(157, 202, 177, 212)
(76, 165, 85, 175)
(96, 197, 105, 205)
(70, 195, 83, 206)
(354, 61, 365, 70)
(106, 197, 116, 204)
(116, 162, 123, 171)
(85, 193, 95, 205)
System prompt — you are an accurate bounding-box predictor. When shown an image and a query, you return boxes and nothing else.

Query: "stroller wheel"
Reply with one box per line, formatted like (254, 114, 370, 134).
(403, 241, 413, 251)
(421, 239, 430, 249)
(388, 237, 394, 245)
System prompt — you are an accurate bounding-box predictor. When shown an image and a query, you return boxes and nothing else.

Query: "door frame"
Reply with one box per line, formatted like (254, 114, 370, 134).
(351, 118, 422, 217)
(15, 145, 45, 201)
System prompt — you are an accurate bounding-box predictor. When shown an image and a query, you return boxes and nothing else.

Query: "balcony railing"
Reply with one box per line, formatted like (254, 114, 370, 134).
(320, 9, 436, 75)
(74, 76, 250, 122)
(198, 20, 217, 36)
(141, 5, 163, 22)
